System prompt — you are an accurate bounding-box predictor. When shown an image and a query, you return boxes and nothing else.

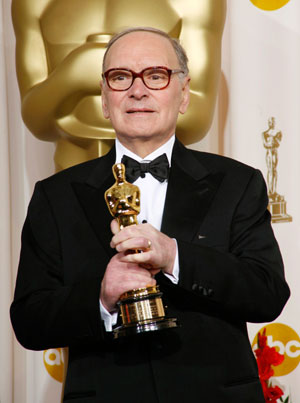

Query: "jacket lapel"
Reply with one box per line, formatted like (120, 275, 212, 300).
(72, 147, 116, 258)
(161, 140, 224, 242)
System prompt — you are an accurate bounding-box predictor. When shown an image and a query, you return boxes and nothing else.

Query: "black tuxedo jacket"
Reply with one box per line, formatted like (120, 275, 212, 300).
(11, 139, 290, 403)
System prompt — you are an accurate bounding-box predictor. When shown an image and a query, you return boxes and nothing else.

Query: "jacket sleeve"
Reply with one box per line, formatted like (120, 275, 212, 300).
(158, 169, 290, 323)
(10, 181, 109, 351)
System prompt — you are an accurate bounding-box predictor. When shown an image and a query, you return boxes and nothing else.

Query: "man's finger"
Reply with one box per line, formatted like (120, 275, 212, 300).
(115, 237, 151, 252)
(110, 219, 120, 235)
(121, 250, 155, 265)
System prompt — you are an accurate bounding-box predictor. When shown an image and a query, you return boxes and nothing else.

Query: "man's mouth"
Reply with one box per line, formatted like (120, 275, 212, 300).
(126, 108, 154, 114)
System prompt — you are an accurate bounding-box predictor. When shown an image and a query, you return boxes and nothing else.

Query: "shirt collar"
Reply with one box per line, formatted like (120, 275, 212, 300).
(115, 135, 175, 166)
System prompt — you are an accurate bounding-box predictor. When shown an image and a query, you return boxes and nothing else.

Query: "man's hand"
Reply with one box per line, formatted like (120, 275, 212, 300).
(100, 220, 176, 313)
(110, 219, 176, 276)
(100, 252, 156, 312)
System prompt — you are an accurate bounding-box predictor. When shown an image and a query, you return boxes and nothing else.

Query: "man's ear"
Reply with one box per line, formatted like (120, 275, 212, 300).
(179, 76, 190, 115)
(100, 81, 110, 119)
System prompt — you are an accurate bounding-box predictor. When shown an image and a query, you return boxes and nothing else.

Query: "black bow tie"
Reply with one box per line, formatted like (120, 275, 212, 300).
(121, 154, 170, 183)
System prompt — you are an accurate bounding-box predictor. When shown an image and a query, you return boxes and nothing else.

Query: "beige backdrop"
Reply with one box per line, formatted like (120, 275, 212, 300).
(1, 0, 299, 402)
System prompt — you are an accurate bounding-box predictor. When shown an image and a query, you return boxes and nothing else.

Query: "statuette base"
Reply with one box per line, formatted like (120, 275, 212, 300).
(269, 195, 292, 223)
(113, 317, 178, 339)
(113, 285, 178, 339)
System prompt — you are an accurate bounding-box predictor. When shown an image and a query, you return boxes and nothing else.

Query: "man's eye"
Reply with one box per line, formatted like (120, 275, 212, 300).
(149, 74, 162, 81)
(110, 72, 131, 81)
(112, 75, 126, 81)
(146, 70, 167, 81)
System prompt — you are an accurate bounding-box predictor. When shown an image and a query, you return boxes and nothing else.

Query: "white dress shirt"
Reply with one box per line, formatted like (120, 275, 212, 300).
(100, 135, 179, 331)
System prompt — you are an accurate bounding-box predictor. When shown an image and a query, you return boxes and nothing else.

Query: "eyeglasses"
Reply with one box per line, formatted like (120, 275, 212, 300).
(103, 66, 184, 91)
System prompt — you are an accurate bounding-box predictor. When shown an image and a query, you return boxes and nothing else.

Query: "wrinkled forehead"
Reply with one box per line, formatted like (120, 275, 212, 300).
(104, 31, 179, 71)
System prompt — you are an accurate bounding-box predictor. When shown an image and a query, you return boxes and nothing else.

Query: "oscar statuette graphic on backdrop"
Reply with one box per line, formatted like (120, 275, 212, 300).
(262, 117, 292, 223)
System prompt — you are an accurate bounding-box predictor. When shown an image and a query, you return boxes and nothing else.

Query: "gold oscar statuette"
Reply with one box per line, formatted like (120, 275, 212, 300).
(105, 163, 178, 338)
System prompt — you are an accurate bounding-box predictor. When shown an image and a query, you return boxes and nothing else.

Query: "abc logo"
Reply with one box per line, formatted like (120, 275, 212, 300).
(250, 0, 290, 11)
(252, 323, 300, 376)
(43, 348, 64, 383)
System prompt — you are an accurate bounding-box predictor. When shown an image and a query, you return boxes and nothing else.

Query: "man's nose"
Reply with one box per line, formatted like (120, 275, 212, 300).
(128, 77, 149, 99)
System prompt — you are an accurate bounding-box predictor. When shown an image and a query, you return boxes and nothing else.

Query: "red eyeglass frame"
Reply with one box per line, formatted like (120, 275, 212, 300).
(102, 66, 184, 91)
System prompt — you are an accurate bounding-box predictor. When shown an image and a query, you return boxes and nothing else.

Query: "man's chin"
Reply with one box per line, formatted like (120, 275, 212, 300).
(116, 123, 159, 139)
(124, 114, 156, 127)
(118, 131, 157, 140)
(116, 130, 174, 148)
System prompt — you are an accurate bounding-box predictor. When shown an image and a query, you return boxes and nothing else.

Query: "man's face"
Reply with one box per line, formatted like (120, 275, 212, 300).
(101, 31, 190, 149)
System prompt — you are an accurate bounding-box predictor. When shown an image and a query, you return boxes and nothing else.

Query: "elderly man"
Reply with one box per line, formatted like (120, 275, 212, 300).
(11, 27, 289, 403)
